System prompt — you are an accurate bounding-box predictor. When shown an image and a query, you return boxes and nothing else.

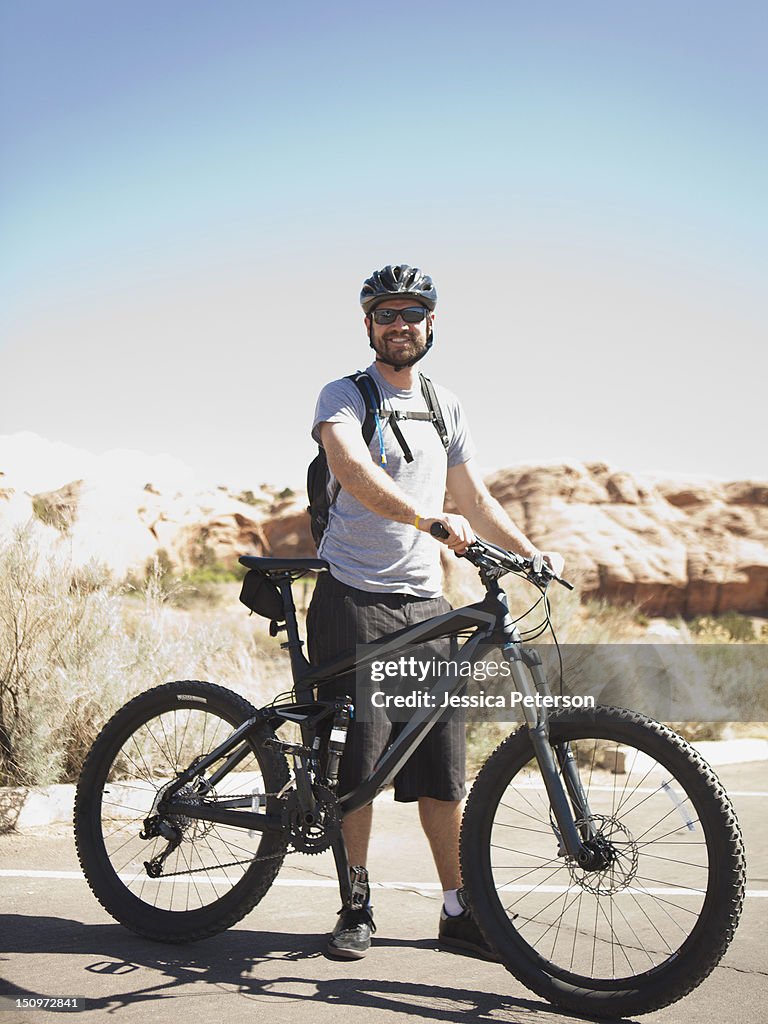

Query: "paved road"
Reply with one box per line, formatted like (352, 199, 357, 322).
(1, 761, 766, 1024)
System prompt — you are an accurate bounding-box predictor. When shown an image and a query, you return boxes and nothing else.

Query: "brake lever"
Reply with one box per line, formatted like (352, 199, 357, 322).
(429, 523, 574, 590)
(530, 569, 572, 591)
(529, 560, 575, 591)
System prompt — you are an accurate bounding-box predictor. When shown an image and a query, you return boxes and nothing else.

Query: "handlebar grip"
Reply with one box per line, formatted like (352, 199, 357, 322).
(430, 522, 450, 540)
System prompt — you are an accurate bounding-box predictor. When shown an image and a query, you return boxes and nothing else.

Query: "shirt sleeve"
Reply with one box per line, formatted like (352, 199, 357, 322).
(311, 378, 367, 445)
(442, 392, 477, 469)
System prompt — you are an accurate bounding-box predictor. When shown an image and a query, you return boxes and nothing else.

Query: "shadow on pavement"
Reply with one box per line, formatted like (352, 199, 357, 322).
(0, 913, 635, 1023)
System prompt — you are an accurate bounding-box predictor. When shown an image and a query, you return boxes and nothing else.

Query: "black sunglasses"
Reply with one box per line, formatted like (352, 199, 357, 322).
(371, 306, 429, 325)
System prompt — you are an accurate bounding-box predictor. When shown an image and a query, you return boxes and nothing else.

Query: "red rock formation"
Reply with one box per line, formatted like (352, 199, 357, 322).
(10, 458, 767, 616)
(479, 463, 768, 616)
(261, 511, 316, 558)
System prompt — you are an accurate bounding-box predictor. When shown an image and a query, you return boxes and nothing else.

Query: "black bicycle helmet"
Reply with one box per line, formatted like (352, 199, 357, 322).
(360, 264, 437, 313)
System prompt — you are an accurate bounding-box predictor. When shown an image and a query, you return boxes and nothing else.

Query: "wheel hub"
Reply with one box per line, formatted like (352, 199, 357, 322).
(568, 815, 639, 895)
(165, 778, 215, 841)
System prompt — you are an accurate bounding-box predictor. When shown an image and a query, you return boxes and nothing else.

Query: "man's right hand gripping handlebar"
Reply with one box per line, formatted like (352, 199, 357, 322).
(415, 513, 474, 554)
(424, 519, 573, 591)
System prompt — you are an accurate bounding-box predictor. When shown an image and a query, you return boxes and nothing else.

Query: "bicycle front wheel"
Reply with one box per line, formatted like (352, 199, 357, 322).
(75, 680, 290, 942)
(461, 707, 745, 1019)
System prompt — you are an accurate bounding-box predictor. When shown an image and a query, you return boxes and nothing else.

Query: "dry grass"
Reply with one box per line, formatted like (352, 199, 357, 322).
(0, 528, 292, 786)
(1, 527, 764, 786)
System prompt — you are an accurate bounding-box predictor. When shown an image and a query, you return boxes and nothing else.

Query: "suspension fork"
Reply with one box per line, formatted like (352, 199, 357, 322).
(502, 644, 597, 862)
(525, 653, 596, 840)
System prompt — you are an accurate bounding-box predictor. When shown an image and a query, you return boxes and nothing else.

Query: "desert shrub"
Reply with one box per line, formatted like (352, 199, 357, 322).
(0, 527, 292, 786)
(183, 564, 246, 586)
(171, 564, 247, 608)
(124, 555, 246, 609)
(690, 612, 757, 643)
(238, 490, 268, 508)
(0, 527, 124, 785)
(4, 524, 762, 787)
(465, 720, 518, 774)
(124, 548, 175, 594)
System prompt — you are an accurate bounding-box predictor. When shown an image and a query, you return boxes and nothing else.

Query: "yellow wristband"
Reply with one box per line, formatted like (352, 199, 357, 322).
(414, 515, 421, 530)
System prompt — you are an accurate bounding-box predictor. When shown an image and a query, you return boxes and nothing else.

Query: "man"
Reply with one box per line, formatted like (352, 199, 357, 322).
(307, 263, 564, 960)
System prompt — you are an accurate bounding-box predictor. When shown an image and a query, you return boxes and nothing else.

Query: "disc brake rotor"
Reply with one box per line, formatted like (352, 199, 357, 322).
(567, 815, 639, 895)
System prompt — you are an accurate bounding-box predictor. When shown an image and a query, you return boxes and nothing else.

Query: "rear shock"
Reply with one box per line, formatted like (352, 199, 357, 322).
(325, 702, 353, 789)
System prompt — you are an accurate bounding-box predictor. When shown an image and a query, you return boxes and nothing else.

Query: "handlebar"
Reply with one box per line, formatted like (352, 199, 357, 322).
(429, 522, 574, 591)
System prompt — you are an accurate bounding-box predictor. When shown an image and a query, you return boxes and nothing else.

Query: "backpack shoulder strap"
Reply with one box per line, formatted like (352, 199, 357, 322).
(344, 371, 444, 465)
(346, 371, 382, 445)
(419, 374, 450, 451)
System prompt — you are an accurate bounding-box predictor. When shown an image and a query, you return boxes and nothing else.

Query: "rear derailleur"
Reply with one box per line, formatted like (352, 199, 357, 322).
(139, 816, 183, 877)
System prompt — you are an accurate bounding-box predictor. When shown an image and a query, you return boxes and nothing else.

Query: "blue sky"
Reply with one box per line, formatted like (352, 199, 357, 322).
(2, 1, 765, 488)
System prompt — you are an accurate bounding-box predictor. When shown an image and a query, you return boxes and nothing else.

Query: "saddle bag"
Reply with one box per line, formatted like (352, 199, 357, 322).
(239, 570, 285, 621)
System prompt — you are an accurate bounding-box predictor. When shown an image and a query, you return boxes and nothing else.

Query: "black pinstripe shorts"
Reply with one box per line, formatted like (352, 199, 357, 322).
(306, 571, 466, 803)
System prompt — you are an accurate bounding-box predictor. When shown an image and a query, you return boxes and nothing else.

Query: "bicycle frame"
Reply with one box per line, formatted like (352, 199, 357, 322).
(159, 567, 598, 904)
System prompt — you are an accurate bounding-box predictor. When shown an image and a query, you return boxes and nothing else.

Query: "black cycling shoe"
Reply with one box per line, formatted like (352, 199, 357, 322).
(438, 891, 500, 962)
(327, 905, 376, 960)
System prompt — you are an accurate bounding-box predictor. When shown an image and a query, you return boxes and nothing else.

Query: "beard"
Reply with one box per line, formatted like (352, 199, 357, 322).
(372, 330, 428, 367)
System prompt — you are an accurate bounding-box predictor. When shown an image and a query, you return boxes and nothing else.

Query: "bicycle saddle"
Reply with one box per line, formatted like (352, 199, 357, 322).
(238, 555, 329, 574)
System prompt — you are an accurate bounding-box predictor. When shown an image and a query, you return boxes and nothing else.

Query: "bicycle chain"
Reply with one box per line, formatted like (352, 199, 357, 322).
(148, 790, 319, 878)
(149, 848, 287, 878)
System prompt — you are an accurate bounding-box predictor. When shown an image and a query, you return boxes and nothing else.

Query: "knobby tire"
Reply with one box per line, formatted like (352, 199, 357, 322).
(74, 680, 290, 942)
(460, 707, 745, 1018)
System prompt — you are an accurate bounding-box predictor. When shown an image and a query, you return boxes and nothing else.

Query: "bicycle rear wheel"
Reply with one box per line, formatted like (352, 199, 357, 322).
(75, 680, 290, 942)
(461, 707, 745, 1018)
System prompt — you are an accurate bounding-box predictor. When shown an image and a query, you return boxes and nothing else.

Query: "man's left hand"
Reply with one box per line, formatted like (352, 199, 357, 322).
(539, 551, 565, 578)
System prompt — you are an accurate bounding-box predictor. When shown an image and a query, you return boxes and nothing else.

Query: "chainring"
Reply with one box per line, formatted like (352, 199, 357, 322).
(282, 786, 341, 855)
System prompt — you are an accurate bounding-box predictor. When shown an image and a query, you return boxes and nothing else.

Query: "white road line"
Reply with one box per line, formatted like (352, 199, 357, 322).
(510, 783, 768, 797)
(1, 869, 766, 896)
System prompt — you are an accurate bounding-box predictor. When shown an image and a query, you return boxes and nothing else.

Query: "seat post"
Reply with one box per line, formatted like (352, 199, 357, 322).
(275, 576, 311, 696)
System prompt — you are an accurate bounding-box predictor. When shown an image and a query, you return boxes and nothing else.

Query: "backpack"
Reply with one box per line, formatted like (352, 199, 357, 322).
(306, 371, 449, 547)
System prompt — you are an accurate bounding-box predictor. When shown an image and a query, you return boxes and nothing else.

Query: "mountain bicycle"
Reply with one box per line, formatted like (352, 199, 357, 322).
(74, 527, 745, 1019)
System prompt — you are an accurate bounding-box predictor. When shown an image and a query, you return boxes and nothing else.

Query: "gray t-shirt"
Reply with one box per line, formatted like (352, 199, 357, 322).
(311, 362, 475, 597)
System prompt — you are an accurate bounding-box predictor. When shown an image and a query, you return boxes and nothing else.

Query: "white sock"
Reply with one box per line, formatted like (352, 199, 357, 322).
(442, 888, 463, 917)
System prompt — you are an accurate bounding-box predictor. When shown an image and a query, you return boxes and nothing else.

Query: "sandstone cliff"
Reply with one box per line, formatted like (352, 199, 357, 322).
(1, 450, 765, 617)
(480, 462, 767, 616)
